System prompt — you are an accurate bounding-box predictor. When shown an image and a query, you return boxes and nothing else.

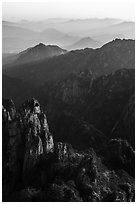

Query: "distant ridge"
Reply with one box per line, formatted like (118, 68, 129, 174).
(3, 39, 135, 87)
(16, 43, 67, 64)
(66, 37, 102, 50)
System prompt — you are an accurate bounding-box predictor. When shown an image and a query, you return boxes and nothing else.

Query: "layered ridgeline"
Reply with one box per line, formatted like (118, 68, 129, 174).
(2, 98, 135, 201)
(3, 39, 135, 87)
(2, 39, 135, 152)
(2, 19, 135, 53)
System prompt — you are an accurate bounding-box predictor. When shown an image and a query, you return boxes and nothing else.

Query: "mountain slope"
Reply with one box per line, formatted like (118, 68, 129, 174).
(45, 68, 134, 145)
(3, 39, 135, 87)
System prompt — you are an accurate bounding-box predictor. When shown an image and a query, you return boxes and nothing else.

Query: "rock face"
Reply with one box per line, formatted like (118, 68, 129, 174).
(2, 98, 54, 187)
(19, 99, 54, 182)
(2, 98, 18, 174)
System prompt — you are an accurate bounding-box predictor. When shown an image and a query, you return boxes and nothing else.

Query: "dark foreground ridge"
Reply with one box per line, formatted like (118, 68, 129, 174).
(2, 98, 135, 202)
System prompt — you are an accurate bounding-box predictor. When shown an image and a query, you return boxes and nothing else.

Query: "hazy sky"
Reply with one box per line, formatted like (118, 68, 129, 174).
(2, 0, 135, 22)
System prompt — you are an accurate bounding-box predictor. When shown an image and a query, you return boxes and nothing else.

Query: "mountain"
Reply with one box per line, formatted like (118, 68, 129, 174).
(3, 43, 67, 65)
(3, 19, 134, 53)
(3, 69, 134, 149)
(2, 24, 79, 53)
(2, 25, 36, 38)
(39, 28, 79, 46)
(107, 22, 135, 38)
(2, 25, 38, 53)
(45, 68, 134, 148)
(66, 37, 102, 50)
(16, 43, 67, 64)
(3, 39, 135, 87)
(2, 98, 135, 201)
(2, 17, 135, 202)
(52, 18, 124, 36)
(2, 18, 123, 33)
(92, 33, 126, 43)
(83, 21, 135, 41)
(2, 39, 135, 149)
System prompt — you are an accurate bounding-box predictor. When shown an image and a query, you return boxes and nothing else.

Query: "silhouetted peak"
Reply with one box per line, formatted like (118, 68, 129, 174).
(16, 42, 67, 64)
(33, 43, 66, 51)
(101, 38, 135, 49)
(35, 42, 46, 48)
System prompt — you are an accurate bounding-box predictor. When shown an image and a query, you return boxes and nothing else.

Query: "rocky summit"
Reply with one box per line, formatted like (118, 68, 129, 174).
(2, 98, 135, 202)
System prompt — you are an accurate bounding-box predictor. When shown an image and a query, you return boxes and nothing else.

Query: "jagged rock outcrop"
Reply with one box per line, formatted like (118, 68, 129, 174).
(2, 98, 19, 173)
(2, 98, 23, 198)
(19, 99, 54, 175)
(2, 98, 54, 187)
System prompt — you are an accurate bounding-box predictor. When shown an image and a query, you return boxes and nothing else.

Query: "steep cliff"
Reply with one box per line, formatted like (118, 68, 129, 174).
(2, 98, 54, 189)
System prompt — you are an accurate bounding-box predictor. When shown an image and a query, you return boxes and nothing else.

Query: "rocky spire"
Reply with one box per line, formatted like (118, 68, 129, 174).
(2, 98, 54, 185)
